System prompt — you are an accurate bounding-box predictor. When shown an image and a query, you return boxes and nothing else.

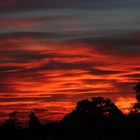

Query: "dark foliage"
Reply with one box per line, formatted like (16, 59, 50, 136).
(61, 97, 124, 126)
(28, 112, 41, 129)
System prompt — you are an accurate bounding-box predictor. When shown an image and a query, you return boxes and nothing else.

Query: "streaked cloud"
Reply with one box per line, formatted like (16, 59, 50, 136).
(0, 0, 140, 125)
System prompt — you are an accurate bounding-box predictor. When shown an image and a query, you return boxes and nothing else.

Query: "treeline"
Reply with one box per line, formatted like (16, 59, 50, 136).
(0, 81, 140, 140)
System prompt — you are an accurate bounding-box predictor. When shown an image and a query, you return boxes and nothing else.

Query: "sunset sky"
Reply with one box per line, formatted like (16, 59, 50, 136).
(0, 0, 140, 125)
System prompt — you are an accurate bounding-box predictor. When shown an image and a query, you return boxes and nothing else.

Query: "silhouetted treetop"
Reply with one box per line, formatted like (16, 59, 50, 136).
(62, 97, 123, 125)
(28, 112, 41, 128)
(8, 111, 18, 120)
(134, 81, 140, 94)
(130, 81, 140, 113)
(3, 111, 21, 129)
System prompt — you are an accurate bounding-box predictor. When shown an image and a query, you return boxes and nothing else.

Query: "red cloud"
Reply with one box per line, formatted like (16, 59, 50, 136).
(0, 33, 140, 125)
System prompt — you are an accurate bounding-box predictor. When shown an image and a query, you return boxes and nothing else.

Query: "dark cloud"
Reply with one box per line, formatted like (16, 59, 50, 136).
(134, 67, 140, 71)
(122, 73, 140, 79)
(1, 0, 140, 13)
(78, 32, 140, 56)
(88, 68, 124, 75)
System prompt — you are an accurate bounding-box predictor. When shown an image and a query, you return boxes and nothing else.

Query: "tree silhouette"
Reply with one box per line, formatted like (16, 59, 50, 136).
(134, 81, 140, 94)
(3, 111, 21, 129)
(130, 81, 140, 113)
(9, 111, 18, 119)
(62, 97, 123, 125)
(28, 112, 41, 129)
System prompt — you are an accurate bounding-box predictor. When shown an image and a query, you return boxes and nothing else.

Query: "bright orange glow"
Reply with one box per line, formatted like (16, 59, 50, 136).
(115, 97, 136, 114)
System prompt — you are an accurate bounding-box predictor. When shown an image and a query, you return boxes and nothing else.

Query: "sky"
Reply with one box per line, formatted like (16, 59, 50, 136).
(0, 0, 140, 125)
